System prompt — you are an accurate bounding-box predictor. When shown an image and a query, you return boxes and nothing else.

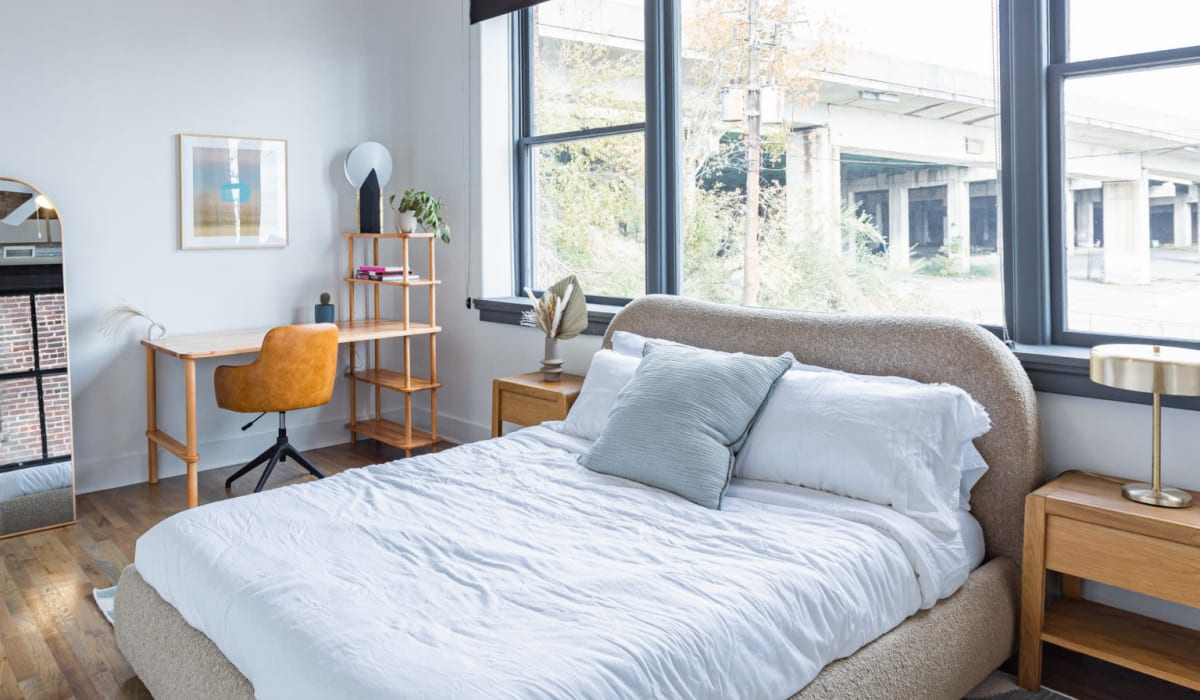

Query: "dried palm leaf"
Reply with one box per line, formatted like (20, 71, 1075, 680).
(545, 275, 587, 340)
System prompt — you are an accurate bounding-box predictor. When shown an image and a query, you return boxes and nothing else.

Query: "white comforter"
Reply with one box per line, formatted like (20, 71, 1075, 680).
(135, 426, 973, 700)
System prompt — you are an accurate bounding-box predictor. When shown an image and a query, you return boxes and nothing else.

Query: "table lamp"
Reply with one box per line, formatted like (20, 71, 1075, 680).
(1090, 344, 1200, 508)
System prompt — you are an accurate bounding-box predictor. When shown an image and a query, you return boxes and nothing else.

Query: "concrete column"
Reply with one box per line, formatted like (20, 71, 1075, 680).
(945, 168, 971, 274)
(1064, 185, 1076, 252)
(786, 126, 842, 253)
(887, 185, 909, 271)
(1075, 195, 1095, 247)
(1102, 176, 1151, 285)
(1174, 186, 1193, 247)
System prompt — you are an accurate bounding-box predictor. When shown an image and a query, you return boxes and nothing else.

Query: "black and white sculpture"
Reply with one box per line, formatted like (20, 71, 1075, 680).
(344, 142, 393, 234)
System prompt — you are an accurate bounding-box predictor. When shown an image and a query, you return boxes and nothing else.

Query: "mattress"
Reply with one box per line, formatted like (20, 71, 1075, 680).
(0, 459, 71, 502)
(134, 426, 977, 700)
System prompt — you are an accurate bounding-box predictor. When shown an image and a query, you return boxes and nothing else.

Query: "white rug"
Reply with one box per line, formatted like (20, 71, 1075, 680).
(93, 586, 116, 625)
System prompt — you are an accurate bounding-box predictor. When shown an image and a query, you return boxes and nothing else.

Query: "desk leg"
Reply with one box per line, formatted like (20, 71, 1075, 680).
(491, 382, 501, 438)
(1019, 495, 1047, 691)
(184, 358, 199, 509)
(146, 346, 158, 484)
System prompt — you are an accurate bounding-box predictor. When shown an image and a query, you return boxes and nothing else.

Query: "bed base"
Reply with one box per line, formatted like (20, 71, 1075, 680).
(116, 558, 1017, 700)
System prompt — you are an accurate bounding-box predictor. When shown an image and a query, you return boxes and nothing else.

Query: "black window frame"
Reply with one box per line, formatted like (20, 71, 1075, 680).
(1046, 1, 1200, 351)
(512, 3, 677, 306)
(491, 0, 1200, 407)
(0, 282, 72, 476)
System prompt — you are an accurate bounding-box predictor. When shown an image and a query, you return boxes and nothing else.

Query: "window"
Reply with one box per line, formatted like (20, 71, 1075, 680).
(517, 0, 648, 300)
(679, 0, 1003, 322)
(505, 0, 1200, 353)
(1050, 3, 1200, 343)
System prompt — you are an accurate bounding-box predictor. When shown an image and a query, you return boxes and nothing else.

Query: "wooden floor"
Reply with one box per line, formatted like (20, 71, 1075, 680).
(0, 439, 433, 700)
(0, 438, 1195, 700)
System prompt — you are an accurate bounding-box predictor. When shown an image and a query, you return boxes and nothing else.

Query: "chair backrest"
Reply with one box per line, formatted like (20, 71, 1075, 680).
(215, 324, 339, 413)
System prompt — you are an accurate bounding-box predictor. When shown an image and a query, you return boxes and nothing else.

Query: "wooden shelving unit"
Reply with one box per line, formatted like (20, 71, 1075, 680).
(343, 232, 441, 455)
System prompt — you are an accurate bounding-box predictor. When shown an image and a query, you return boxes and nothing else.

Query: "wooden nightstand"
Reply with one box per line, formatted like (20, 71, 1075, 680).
(1019, 470, 1200, 692)
(491, 372, 584, 437)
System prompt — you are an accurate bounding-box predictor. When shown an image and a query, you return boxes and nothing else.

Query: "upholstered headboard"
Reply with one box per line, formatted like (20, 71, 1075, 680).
(603, 295, 1043, 566)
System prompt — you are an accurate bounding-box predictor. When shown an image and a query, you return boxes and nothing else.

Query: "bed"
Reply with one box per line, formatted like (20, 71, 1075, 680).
(114, 295, 1043, 699)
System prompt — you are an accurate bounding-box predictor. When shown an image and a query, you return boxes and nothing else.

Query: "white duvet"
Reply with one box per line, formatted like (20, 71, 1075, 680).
(135, 426, 974, 700)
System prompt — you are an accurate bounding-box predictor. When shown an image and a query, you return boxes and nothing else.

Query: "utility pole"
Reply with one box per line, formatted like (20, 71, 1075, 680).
(742, 0, 761, 306)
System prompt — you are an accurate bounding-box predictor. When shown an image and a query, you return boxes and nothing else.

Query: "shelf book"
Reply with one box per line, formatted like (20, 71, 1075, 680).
(343, 232, 441, 455)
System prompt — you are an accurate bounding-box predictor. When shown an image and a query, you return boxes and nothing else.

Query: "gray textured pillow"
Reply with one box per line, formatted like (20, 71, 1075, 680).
(581, 341, 791, 509)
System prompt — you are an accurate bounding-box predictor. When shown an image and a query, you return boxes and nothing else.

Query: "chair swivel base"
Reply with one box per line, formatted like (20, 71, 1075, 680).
(225, 414, 325, 493)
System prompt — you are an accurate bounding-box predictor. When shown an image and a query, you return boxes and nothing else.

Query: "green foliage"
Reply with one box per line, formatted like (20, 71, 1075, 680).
(534, 136, 645, 298)
(914, 234, 997, 279)
(389, 189, 451, 244)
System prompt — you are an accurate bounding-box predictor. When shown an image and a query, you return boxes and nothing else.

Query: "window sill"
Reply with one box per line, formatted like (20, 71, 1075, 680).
(470, 296, 623, 337)
(472, 298, 1200, 411)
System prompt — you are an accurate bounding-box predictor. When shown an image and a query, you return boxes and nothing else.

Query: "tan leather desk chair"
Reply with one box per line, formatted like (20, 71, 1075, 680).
(215, 323, 338, 493)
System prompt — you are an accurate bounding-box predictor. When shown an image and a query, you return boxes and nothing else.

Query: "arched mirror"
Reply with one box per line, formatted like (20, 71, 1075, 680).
(0, 177, 74, 538)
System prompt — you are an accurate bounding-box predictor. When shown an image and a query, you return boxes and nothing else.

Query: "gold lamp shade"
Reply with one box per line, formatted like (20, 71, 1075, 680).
(1089, 344, 1200, 508)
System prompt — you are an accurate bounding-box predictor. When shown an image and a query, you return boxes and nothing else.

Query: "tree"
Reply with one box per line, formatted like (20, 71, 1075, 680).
(682, 0, 846, 305)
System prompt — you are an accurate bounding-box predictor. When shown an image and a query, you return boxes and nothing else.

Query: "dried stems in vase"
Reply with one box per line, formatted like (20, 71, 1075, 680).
(520, 275, 587, 382)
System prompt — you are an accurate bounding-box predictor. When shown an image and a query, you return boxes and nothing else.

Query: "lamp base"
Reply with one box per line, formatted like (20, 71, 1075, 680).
(1121, 483, 1193, 508)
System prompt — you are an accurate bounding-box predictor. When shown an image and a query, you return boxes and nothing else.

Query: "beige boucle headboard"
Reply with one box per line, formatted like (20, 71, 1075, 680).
(603, 295, 1044, 566)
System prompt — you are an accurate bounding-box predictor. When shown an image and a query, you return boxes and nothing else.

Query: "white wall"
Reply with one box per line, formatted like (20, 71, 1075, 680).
(1, 0, 410, 493)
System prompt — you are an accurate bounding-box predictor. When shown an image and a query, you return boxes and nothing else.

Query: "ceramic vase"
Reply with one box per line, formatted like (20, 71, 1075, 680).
(397, 210, 417, 233)
(541, 336, 565, 382)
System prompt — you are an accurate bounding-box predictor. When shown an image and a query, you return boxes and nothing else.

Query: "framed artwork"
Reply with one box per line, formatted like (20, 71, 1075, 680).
(178, 134, 288, 249)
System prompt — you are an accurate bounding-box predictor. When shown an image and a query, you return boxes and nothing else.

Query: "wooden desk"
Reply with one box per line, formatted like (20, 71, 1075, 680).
(143, 319, 440, 509)
(1019, 470, 1200, 692)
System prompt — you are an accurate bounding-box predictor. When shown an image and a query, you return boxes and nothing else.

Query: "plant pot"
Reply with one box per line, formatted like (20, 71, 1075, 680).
(314, 303, 335, 324)
(396, 210, 417, 234)
(541, 336, 565, 382)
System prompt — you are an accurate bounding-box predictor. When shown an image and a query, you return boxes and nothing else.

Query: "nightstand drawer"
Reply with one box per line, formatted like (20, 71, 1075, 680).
(499, 391, 565, 425)
(1045, 515, 1200, 608)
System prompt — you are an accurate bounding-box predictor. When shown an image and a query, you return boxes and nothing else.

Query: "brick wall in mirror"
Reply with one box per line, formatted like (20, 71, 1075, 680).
(0, 177, 74, 539)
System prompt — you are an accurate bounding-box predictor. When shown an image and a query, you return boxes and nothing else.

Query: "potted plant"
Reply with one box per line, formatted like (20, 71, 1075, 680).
(388, 189, 451, 243)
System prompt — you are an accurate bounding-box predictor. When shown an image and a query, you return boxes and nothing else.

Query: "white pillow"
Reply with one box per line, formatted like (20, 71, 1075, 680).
(615, 330, 991, 510)
(735, 368, 990, 535)
(612, 330, 648, 358)
(560, 350, 641, 441)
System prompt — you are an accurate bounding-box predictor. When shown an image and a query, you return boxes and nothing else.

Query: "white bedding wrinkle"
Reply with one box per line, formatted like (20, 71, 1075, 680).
(135, 426, 973, 700)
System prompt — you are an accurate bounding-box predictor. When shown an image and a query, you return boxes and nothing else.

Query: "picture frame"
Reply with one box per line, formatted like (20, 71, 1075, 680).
(178, 134, 288, 250)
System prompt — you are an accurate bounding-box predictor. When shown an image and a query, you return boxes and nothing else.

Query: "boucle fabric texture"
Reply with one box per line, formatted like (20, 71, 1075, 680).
(0, 486, 74, 535)
(604, 295, 1043, 566)
(116, 560, 1019, 700)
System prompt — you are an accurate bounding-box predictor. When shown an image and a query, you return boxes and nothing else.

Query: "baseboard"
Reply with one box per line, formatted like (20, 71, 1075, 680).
(75, 408, 492, 495)
(74, 416, 356, 495)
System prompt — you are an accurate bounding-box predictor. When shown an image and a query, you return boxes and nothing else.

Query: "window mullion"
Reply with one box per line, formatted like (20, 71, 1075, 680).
(999, 0, 1052, 345)
(644, 0, 681, 296)
(512, 10, 535, 297)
